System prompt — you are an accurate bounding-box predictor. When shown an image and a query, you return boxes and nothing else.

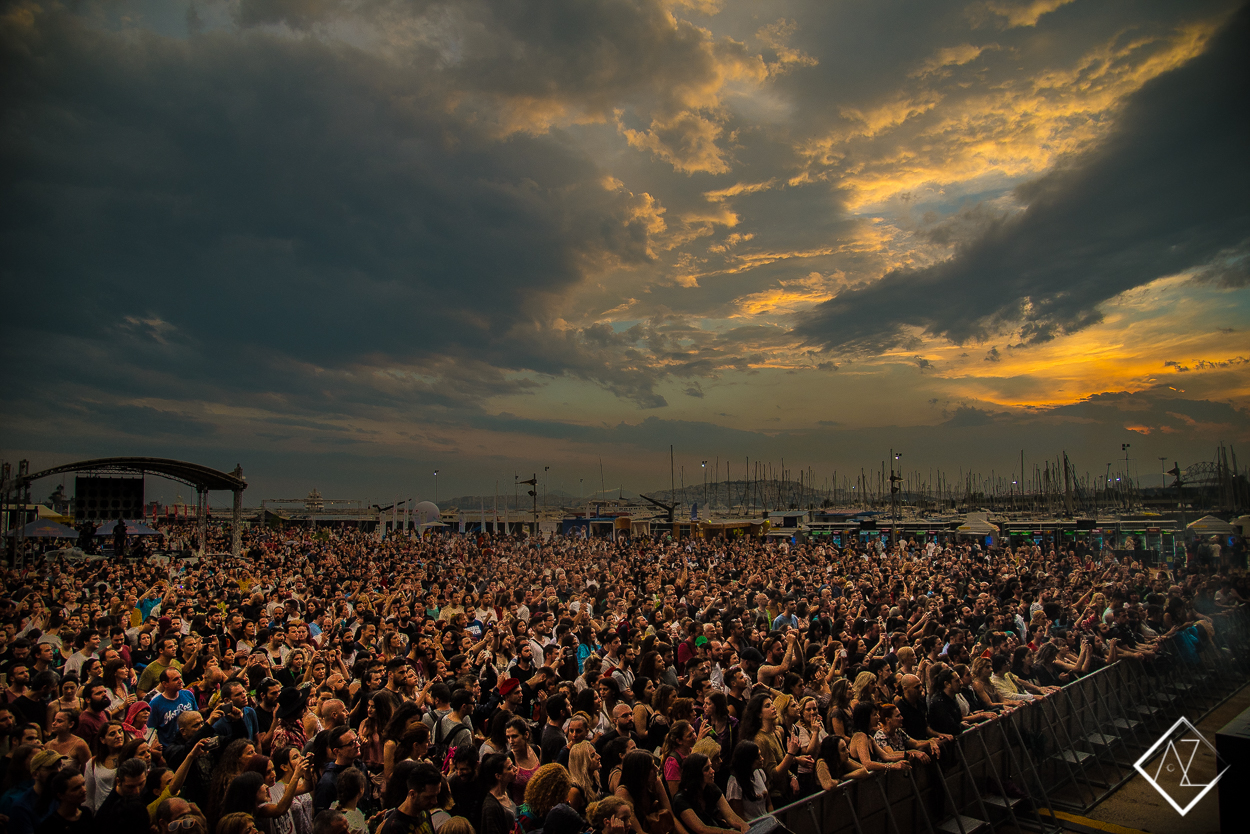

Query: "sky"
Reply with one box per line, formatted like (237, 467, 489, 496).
(1, 0, 1248, 507)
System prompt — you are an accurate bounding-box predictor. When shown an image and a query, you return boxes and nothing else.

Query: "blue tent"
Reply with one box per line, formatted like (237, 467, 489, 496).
(94, 521, 161, 536)
(5, 519, 80, 538)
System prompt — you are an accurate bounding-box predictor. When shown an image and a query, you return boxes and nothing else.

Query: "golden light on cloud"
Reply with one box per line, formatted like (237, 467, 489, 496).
(918, 275, 1250, 411)
(799, 18, 1222, 211)
(732, 272, 835, 316)
(978, 0, 1077, 29)
(913, 43, 995, 76)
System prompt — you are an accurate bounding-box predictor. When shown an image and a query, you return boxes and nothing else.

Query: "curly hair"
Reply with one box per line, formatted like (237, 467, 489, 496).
(524, 763, 573, 819)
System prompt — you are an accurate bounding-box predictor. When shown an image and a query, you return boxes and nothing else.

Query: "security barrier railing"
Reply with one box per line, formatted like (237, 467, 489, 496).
(769, 606, 1250, 834)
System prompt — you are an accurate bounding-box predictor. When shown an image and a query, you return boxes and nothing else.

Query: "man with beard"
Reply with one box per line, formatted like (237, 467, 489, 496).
(593, 703, 639, 755)
(73, 681, 113, 742)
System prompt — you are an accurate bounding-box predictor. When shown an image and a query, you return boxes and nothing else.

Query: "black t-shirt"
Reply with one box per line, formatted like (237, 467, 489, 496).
(927, 692, 964, 737)
(896, 696, 929, 741)
(672, 785, 725, 829)
(36, 807, 94, 834)
(540, 723, 567, 764)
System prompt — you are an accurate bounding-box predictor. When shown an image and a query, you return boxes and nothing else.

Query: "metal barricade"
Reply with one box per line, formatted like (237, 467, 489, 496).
(769, 607, 1250, 834)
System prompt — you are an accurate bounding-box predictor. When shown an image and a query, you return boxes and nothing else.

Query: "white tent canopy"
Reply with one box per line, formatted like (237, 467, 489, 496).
(957, 512, 1000, 535)
(1186, 515, 1236, 535)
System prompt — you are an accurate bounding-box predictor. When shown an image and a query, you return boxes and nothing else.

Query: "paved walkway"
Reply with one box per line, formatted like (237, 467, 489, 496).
(1073, 682, 1250, 834)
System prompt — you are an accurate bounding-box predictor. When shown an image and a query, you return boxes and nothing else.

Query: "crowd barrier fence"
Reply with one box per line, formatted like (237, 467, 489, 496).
(768, 606, 1250, 834)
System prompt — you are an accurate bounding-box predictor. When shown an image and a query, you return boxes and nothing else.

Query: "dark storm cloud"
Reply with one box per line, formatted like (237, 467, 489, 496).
(794, 5, 1250, 355)
(0, 4, 678, 412)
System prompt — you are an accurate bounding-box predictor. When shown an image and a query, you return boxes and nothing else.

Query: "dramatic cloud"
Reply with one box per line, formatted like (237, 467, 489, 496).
(1, 0, 1247, 500)
(794, 4, 1249, 354)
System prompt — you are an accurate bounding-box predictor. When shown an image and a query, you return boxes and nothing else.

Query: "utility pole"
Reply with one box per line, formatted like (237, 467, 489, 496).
(544, 466, 550, 513)
(1121, 443, 1131, 510)
(701, 461, 707, 517)
(518, 474, 537, 535)
(889, 450, 902, 547)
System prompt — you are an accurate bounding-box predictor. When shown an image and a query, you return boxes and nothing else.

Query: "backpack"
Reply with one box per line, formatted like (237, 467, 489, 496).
(433, 718, 471, 773)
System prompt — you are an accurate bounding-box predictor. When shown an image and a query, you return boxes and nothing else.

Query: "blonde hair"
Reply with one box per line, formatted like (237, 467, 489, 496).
(796, 696, 818, 728)
(772, 693, 794, 725)
(971, 657, 992, 681)
(692, 738, 720, 760)
(852, 671, 876, 700)
(568, 740, 600, 798)
(440, 819, 475, 834)
(587, 796, 631, 831)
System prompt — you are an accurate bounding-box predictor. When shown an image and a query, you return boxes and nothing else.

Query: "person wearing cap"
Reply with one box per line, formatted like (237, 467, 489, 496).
(6, 748, 65, 834)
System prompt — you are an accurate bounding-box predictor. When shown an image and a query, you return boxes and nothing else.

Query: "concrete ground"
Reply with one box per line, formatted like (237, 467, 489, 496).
(1077, 682, 1250, 834)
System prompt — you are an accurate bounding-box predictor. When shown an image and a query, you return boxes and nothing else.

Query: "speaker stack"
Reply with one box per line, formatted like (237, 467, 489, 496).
(74, 476, 144, 522)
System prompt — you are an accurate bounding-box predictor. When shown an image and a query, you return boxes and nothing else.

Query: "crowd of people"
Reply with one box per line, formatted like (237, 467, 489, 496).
(0, 521, 1244, 834)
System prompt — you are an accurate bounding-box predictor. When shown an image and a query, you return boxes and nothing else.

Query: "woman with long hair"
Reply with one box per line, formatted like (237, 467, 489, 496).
(631, 678, 658, 738)
(951, 665, 998, 725)
(814, 734, 870, 789)
(700, 691, 736, 786)
(792, 696, 826, 797)
(478, 753, 518, 834)
(969, 657, 1009, 713)
(206, 738, 258, 830)
(264, 746, 315, 834)
(600, 737, 635, 795)
(131, 629, 156, 670)
(614, 750, 681, 834)
(849, 672, 876, 710)
(737, 694, 799, 807)
(269, 688, 309, 755)
(358, 689, 395, 773)
(658, 721, 696, 796)
(826, 678, 853, 742)
(219, 757, 309, 827)
(846, 702, 907, 774)
(672, 753, 748, 834)
(481, 709, 513, 757)
(382, 702, 431, 781)
(101, 658, 134, 713)
(644, 686, 676, 752)
(725, 741, 770, 821)
(84, 721, 126, 812)
(505, 717, 542, 806)
(567, 741, 602, 814)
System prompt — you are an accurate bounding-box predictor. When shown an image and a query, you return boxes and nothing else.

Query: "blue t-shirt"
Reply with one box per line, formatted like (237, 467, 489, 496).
(148, 690, 198, 746)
